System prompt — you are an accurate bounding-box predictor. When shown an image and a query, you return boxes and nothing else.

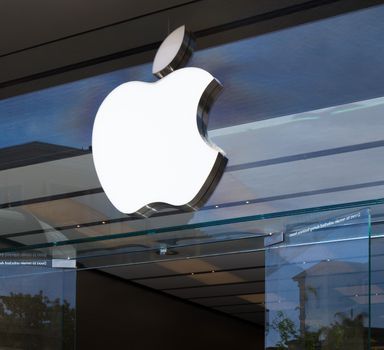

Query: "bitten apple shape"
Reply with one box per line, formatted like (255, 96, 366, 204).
(92, 67, 226, 216)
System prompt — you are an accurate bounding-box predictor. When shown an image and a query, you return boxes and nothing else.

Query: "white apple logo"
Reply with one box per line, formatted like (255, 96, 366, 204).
(92, 25, 227, 217)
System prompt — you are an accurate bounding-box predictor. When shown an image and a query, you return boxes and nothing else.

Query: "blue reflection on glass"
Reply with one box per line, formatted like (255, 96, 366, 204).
(0, 5, 383, 150)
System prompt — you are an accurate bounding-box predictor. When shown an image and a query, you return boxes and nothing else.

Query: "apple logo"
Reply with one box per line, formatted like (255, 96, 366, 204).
(92, 25, 227, 217)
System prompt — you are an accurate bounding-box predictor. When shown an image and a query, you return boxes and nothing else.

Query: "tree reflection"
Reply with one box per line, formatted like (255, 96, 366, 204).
(0, 291, 75, 350)
(321, 311, 367, 350)
(271, 311, 297, 349)
(269, 310, 367, 350)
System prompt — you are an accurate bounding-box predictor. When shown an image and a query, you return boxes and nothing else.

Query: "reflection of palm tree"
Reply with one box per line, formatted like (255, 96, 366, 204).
(0, 291, 75, 349)
(269, 311, 367, 350)
(321, 311, 367, 350)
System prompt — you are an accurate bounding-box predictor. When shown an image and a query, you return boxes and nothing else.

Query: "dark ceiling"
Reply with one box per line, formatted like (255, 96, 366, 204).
(0, 0, 381, 97)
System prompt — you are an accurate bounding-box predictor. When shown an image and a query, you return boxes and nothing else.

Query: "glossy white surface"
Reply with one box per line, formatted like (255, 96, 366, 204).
(152, 25, 186, 75)
(92, 67, 222, 214)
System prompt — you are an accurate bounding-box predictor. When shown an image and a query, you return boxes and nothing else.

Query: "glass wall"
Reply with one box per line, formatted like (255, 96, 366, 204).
(265, 210, 371, 349)
(0, 3, 383, 349)
(0, 259, 76, 349)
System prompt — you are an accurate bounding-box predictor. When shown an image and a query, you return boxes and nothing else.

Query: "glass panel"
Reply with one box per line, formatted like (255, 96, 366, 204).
(0, 5, 383, 250)
(1, 201, 380, 270)
(0, 4, 382, 349)
(0, 254, 76, 349)
(370, 236, 384, 349)
(265, 209, 371, 349)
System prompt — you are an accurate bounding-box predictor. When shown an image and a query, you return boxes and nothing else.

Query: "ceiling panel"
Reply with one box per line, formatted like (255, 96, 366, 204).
(166, 281, 264, 299)
(215, 303, 264, 314)
(193, 295, 253, 307)
(234, 312, 264, 325)
(0, 0, 192, 55)
(0, 0, 311, 85)
(137, 268, 264, 290)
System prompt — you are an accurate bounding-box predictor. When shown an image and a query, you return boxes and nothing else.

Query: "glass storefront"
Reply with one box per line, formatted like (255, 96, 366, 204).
(0, 3, 384, 349)
(266, 210, 371, 349)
